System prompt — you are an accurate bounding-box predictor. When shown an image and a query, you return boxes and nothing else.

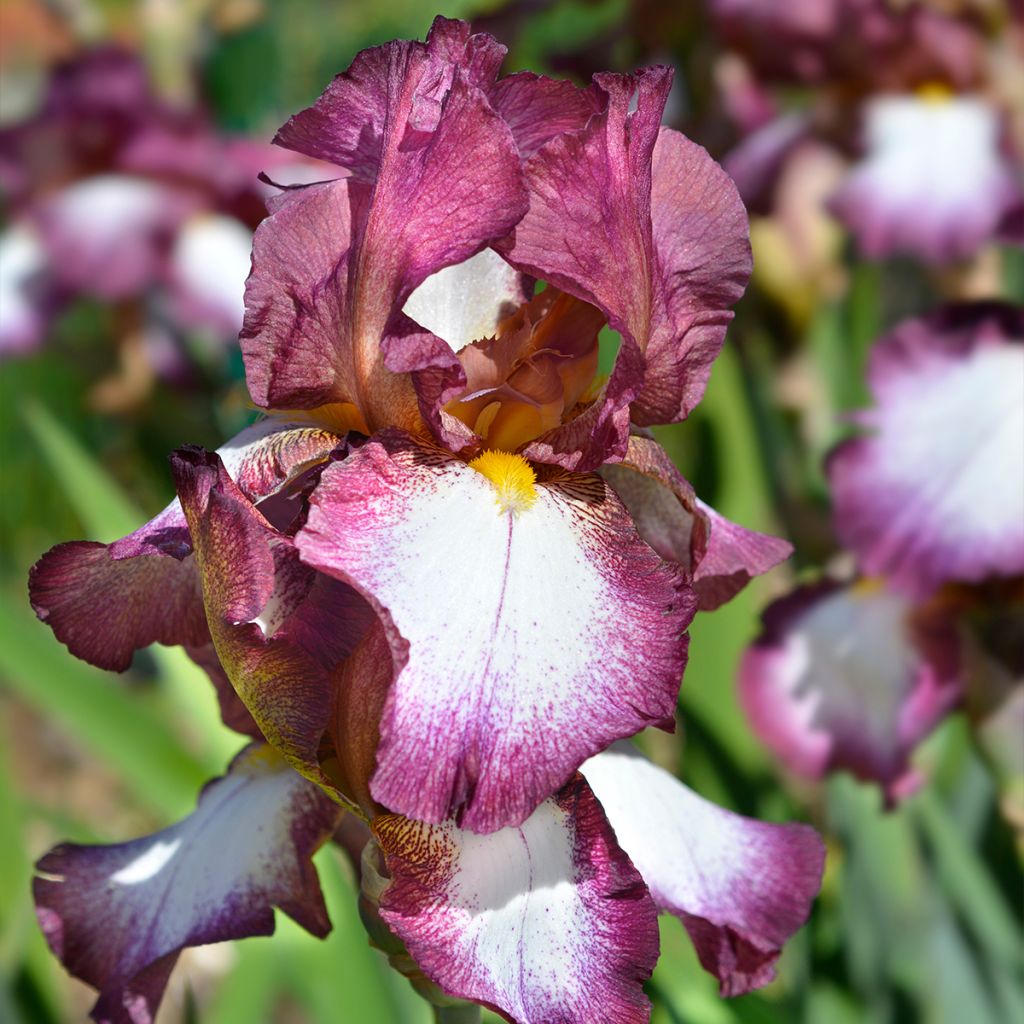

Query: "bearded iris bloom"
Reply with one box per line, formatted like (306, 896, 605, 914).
(30, 18, 824, 1023)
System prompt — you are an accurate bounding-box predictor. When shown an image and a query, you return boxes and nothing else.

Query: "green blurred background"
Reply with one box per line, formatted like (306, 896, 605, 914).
(1, 1, 1021, 1022)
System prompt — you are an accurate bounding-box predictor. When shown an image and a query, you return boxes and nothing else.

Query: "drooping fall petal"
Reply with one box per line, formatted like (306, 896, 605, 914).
(582, 742, 825, 996)
(296, 431, 694, 833)
(375, 775, 659, 1024)
(632, 127, 752, 426)
(28, 499, 205, 672)
(29, 419, 343, 671)
(172, 446, 373, 793)
(739, 580, 962, 800)
(34, 745, 342, 1024)
(830, 95, 1020, 263)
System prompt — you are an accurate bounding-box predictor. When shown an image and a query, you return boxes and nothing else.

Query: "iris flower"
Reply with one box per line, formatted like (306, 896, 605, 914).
(30, 18, 823, 1023)
(741, 304, 1024, 800)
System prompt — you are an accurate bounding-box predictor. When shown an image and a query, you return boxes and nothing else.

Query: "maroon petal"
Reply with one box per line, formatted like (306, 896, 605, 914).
(172, 446, 374, 792)
(376, 775, 659, 1023)
(29, 420, 343, 672)
(273, 17, 505, 180)
(498, 71, 750, 462)
(244, 27, 528, 432)
(34, 745, 341, 1024)
(488, 72, 602, 158)
(498, 69, 669, 344)
(29, 505, 204, 673)
(498, 69, 671, 470)
(583, 743, 825, 996)
(240, 179, 357, 412)
(633, 127, 751, 425)
(693, 499, 793, 611)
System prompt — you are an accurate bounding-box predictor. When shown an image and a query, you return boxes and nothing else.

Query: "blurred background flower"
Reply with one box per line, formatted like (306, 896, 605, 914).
(1, 2, 1021, 1023)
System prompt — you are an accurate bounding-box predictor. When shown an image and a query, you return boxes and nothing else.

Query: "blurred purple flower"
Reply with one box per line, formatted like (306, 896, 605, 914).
(712, 0, 1022, 264)
(742, 303, 1024, 798)
(0, 47, 331, 362)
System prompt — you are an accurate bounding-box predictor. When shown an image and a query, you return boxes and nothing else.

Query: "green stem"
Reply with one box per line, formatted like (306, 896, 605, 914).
(432, 1005, 482, 1024)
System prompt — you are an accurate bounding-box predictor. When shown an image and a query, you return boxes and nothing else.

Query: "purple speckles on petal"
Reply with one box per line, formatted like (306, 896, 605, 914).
(376, 774, 659, 1024)
(33, 745, 342, 1024)
(583, 743, 825, 996)
(296, 430, 694, 833)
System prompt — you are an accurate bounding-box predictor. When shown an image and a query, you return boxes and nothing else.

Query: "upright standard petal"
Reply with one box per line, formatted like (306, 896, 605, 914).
(172, 446, 373, 793)
(488, 72, 602, 158)
(29, 419, 342, 671)
(602, 435, 791, 610)
(296, 432, 694, 833)
(828, 304, 1024, 598)
(497, 70, 670, 469)
(273, 17, 505, 180)
(499, 70, 669, 352)
(375, 775, 659, 1024)
(582, 743, 825, 997)
(740, 580, 962, 800)
(498, 73, 750, 462)
(34, 745, 342, 1024)
(633, 128, 751, 426)
(244, 20, 528, 433)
